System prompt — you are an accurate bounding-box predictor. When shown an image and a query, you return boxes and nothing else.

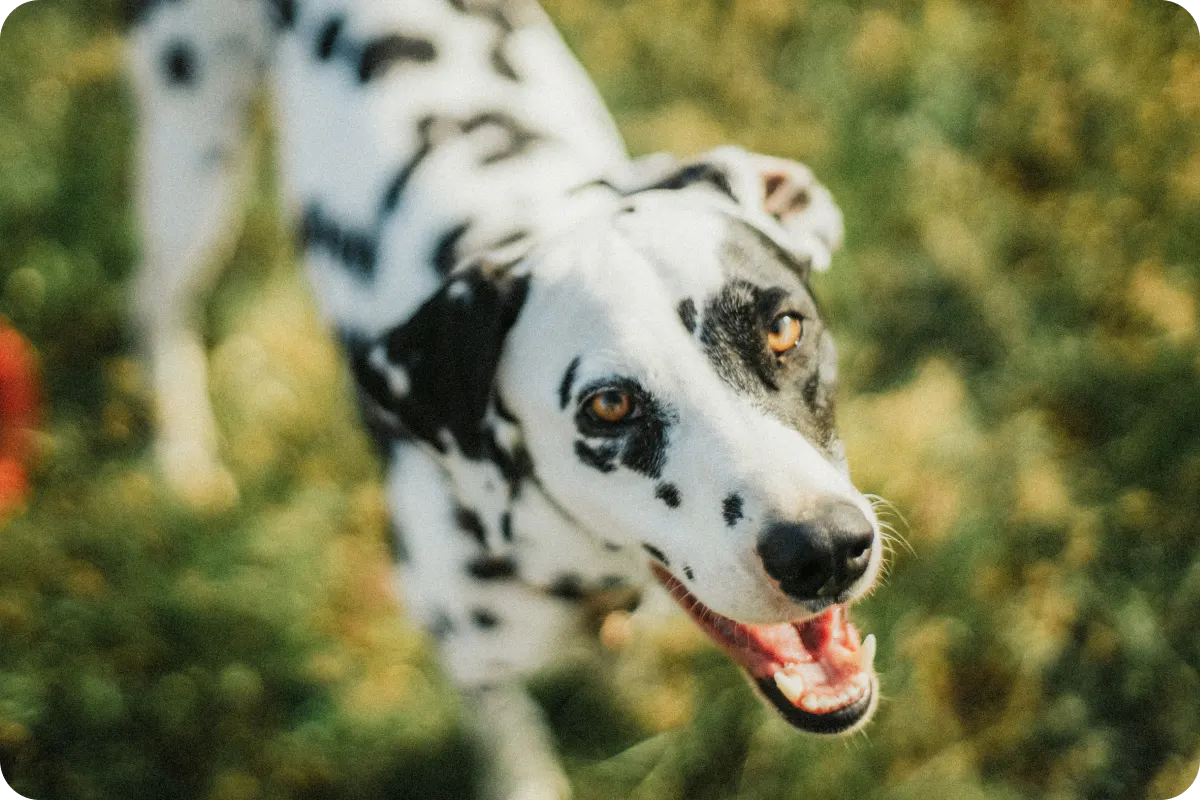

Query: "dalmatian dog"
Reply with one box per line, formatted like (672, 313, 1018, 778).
(127, 0, 883, 796)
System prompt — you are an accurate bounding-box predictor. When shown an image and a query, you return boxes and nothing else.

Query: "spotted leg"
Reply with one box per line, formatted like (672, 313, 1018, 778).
(127, 0, 271, 506)
(386, 443, 579, 800)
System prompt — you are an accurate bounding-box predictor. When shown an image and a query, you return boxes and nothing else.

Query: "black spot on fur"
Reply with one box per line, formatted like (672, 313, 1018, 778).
(548, 573, 585, 600)
(300, 204, 378, 278)
(803, 370, 821, 411)
(488, 228, 530, 251)
(380, 114, 540, 216)
(354, 265, 530, 461)
(678, 298, 698, 334)
(655, 482, 681, 508)
(340, 233, 376, 274)
(467, 555, 518, 580)
(491, 45, 519, 80)
(268, 0, 297, 29)
(462, 112, 542, 166)
(429, 610, 455, 640)
(381, 120, 436, 214)
(574, 440, 619, 474)
(641, 162, 737, 202)
(456, 507, 488, 546)
(162, 41, 197, 86)
(449, 0, 522, 81)
(124, 0, 165, 26)
(683, 565, 695, 581)
(471, 608, 500, 629)
(493, 442, 534, 488)
(642, 544, 669, 566)
(568, 177, 622, 196)
(386, 518, 409, 563)
(342, 333, 405, 449)
(601, 575, 627, 589)
(432, 222, 471, 276)
(315, 16, 344, 60)
(494, 394, 519, 424)
(604, 542, 623, 552)
(723, 493, 744, 527)
(500, 512, 514, 542)
(358, 35, 437, 83)
(559, 357, 581, 410)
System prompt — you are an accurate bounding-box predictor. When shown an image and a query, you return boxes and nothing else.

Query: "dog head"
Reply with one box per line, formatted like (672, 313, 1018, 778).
(356, 147, 881, 734)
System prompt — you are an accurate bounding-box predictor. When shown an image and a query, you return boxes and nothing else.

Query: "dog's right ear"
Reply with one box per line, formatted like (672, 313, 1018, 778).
(613, 147, 845, 275)
(351, 260, 529, 460)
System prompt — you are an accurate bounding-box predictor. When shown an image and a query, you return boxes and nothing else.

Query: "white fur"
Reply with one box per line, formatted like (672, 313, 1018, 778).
(129, 1, 877, 796)
(500, 203, 877, 625)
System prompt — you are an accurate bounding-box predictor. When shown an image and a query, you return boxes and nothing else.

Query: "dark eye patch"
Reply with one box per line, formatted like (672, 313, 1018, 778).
(698, 280, 792, 393)
(574, 378, 646, 435)
(573, 378, 674, 479)
(574, 440, 619, 473)
(698, 274, 840, 455)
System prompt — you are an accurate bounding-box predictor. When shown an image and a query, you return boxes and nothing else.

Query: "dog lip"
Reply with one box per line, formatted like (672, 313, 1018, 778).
(650, 562, 877, 730)
(754, 673, 876, 734)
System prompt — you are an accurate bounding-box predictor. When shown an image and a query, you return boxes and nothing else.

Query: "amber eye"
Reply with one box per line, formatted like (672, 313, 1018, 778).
(588, 390, 633, 423)
(767, 313, 803, 354)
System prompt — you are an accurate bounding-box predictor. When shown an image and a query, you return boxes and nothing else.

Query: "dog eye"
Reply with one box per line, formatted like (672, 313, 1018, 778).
(767, 313, 803, 354)
(586, 389, 635, 424)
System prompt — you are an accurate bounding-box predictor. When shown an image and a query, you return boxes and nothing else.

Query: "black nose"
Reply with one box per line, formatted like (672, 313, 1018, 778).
(757, 499, 875, 601)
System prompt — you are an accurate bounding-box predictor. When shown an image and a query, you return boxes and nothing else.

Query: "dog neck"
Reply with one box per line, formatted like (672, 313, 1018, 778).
(269, 0, 630, 338)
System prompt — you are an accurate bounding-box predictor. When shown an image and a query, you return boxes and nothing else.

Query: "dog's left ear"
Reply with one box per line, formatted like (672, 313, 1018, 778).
(352, 260, 530, 459)
(620, 146, 845, 274)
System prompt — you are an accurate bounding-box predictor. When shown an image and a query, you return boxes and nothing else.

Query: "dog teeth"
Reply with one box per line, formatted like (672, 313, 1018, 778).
(860, 633, 877, 673)
(796, 676, 869, 714)
(773, 670, 807, 705)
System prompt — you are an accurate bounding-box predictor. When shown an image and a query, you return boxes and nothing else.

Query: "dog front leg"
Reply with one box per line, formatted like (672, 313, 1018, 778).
(465, 683, 572, 800)
(386, 444, 575, 800)
(127, 0, 269, 506)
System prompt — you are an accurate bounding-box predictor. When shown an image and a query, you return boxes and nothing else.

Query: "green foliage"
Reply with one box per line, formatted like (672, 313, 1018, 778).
(1, 0, 1198, 798)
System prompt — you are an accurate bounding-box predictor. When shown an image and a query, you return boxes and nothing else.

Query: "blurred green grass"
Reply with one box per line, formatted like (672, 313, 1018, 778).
(1, 0, 1198, 798)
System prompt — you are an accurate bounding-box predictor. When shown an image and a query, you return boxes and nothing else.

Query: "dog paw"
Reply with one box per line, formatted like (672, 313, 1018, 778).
(158, 438, 239, 511)
(501, 777, 572, 800)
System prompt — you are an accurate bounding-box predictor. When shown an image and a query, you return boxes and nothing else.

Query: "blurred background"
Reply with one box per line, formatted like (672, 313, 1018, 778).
(0, 0, 1198, 798)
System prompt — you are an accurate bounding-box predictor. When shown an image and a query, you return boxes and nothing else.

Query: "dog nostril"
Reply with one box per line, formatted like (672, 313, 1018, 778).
(834, 512, 874, 584)
(758, 500, 874, 602)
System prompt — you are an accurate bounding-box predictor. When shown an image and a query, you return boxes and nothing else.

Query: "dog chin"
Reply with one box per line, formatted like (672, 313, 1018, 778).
(752, 671, 878, 734)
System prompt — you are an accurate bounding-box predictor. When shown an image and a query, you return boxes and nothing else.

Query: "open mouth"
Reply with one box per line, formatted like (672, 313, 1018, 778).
(651, 563, 877, 734)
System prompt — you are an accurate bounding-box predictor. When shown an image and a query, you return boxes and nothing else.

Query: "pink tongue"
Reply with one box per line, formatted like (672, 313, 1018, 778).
(755, 607, 871, 714)
(742, 606, 863, 682)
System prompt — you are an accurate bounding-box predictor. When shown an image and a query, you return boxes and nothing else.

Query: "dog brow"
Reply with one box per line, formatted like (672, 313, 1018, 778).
(558, 356, 581, 409)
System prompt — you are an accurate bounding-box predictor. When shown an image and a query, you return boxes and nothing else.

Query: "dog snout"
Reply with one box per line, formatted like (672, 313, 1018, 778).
(757, 499, 875, 602)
